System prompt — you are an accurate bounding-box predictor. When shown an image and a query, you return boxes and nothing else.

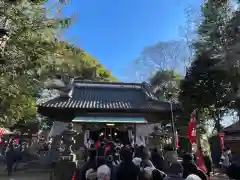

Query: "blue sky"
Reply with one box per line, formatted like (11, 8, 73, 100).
(51, 0, 204, 81)
(45, 0, 235, 127)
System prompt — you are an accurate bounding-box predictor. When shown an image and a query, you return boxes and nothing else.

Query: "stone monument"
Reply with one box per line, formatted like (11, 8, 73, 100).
(61, 123, 77, 159)
(52, 123, 78, 180)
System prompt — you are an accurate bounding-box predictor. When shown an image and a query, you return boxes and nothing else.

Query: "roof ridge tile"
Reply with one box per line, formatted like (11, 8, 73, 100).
(72, 78, 142, 86)
(73, 82, 143, 89)
(141, 82, 158, 101)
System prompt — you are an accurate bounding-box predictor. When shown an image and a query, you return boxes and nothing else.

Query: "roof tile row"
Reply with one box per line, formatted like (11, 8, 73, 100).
(38, 80, 177, 112)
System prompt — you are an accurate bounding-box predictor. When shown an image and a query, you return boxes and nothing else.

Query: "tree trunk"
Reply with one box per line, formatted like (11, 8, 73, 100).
(215, 117, 221, 133)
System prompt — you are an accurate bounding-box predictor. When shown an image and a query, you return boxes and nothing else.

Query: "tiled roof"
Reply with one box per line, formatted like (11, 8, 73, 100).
(38, 80, 179, 112)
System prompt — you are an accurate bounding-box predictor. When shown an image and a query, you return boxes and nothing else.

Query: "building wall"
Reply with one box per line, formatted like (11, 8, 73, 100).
(225, 140, 240, 154)
(225, 133, 240, 155)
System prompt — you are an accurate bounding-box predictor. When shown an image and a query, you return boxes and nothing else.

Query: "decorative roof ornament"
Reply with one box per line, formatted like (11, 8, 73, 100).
(44, 79, 66, 89)
(44, 78, 72, 98)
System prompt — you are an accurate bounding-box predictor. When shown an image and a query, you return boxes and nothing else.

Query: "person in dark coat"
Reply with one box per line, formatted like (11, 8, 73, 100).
(135, 145, 144, 158)
(13, 144, 22, 172)
(164, 161, 184, 180)
(182, 153, 208, 180)
(5, 143, 16, 178)
(140, 147, 153, 168)
(79, 148, 97, 180)
(115, 145, 140, 180)
(97, 141, 106, 157)
(152, 169, 166, 180)
(151, 148, 164, 171)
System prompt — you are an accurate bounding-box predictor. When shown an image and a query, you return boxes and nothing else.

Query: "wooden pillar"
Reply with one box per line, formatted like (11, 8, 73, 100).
(134, 124, 137, 152)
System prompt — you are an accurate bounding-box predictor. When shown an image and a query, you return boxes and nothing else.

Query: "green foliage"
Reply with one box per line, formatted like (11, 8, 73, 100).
(179, 0, 240, 133)
(0, 0, 117, 126)
(149, 70, 182, 102)
(180, 53, 237, 110)
(11, 118, 39, 133)
(0, 0, 60, 125)
(3, 0, 67, 4)
(52, 41, 118, 82)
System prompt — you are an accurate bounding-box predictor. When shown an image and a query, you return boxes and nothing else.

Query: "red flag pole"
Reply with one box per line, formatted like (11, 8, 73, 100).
(188, 109, 207, 173)
(188, 109, 197, 147)
(219, 132, 225, 152)
(196, 132, 207, 173)
(195, 109, 207, 173)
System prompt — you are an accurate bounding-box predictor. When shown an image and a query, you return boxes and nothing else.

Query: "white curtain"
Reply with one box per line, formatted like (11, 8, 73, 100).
(136, 136, 146, 146)
(128, 129, 133, 141)
(84, 130, 91, 148)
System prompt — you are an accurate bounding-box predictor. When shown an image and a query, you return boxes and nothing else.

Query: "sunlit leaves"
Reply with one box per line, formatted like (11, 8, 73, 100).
(0, 0, 117, 126)
(149, 70, 182, 102)
(179, 0, 240, 132)
(0, 0, 62, 125)
(53, 42, 117, 82)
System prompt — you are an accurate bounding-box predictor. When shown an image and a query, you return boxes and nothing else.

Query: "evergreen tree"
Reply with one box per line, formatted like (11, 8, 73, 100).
(180, 0, 240, 132)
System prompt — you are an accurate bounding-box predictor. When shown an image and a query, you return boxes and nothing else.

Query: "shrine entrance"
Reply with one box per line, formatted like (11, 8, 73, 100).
(90, 124, 129, 143)
(73, 116, 147, 144)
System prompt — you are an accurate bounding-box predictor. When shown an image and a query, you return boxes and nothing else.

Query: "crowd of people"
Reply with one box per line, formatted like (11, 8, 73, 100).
(1, 135, 240, 180)
(0, 138, 39, 176)
(0, 137, 51, 180)
(77, 140, 213, 180)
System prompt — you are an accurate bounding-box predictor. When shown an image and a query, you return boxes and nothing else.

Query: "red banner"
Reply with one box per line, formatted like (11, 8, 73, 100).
(219, 133, 225, 152)
(0, 128, 10, 144)
(195, 148, 207, 173)
(188, 110, 207, 173)
(188, 110, 197, 145)
(175, 131, 179, 149)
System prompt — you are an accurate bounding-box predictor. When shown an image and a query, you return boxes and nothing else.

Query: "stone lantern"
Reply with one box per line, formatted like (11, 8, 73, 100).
(52, 123, 78, 180)
(60, 123, 77, 158)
